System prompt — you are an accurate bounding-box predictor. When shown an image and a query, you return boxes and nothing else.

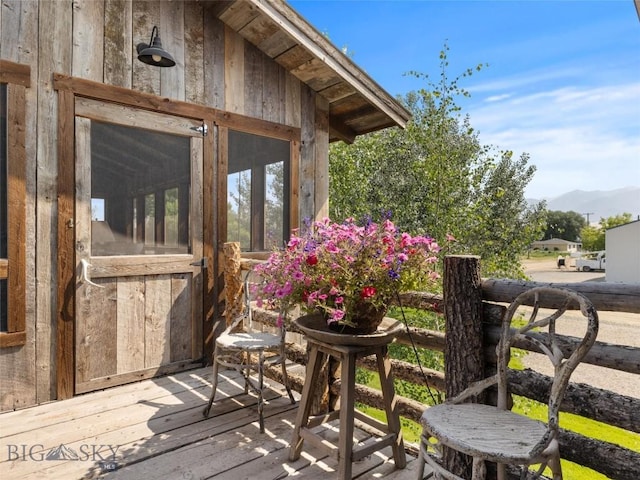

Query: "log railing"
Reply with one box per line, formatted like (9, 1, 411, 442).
(223, 245, 640, 480)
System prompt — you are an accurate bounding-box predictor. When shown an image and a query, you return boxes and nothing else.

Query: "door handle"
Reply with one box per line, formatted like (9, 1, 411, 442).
(80, 259, 104, 288)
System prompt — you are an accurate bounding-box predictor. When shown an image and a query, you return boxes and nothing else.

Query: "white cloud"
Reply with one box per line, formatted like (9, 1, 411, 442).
(485, 94, 511, 103)
(467, 81, 640, 198)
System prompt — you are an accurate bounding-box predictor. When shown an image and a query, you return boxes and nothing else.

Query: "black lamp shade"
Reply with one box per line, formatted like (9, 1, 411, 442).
(136, 27, 176, 67)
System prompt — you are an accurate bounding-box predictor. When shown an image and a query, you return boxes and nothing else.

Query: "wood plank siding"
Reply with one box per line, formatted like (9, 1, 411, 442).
(0, 0, 410, 411)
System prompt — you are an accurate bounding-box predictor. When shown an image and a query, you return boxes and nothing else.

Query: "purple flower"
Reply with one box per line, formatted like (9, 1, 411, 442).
(250, 216, 441, 328)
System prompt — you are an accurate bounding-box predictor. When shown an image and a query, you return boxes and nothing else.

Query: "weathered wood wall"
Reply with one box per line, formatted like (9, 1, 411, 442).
(0, 0, 40, 411)
(0, 0, 327, 410)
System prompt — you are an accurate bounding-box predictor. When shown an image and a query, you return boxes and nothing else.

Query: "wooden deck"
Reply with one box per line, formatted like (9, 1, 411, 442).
(0, 367, 426, 479)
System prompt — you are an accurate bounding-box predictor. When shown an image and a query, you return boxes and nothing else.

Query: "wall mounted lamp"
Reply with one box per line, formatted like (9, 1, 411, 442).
(136, 26, 175, 67)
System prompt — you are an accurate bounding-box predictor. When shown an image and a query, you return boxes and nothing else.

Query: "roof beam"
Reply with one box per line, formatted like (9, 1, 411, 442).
(329, 119, 357, 144)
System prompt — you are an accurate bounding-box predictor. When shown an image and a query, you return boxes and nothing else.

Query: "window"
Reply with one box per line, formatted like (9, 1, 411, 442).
(227, 130, 290, 251)
(90, 121, 191, 256)
(0, 60, 29, 347)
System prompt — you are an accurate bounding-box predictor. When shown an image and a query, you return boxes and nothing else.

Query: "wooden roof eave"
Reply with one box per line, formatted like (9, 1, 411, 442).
(254, 0, 411, 127)
(215, 0, 411, 138)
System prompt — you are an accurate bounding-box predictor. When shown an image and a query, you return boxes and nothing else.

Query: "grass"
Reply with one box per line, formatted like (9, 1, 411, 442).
(355, 349, 640, 479)
(509, 351, 640, 478)
(513, 395, 640, 479)
(355, 403, 423, 444)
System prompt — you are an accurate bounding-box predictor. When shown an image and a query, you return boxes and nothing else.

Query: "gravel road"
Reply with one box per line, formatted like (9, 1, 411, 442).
(520, 258, 639, 399)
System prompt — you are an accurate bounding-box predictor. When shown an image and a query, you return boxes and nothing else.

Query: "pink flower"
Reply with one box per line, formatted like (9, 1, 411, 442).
(287, 237, 301, 249)
(275, 282, 293, 298)
(400, 232, 411, 247)
(326, 241, 340, 254)
(251, 217, 442, 328)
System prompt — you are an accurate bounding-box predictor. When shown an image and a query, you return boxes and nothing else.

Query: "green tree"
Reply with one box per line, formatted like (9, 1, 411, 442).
(464, 151, 546, 277)
(580, 213, 632, 251)
(265, 162, 285, 249)
(329, 44, 546, 279)
(580, 225, 602, 252)
(227, 171, 251, 249)
(542, 210, 586, 242)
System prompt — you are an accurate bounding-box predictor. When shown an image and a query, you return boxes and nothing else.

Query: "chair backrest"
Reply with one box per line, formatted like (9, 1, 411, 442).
(244, 268, 286, 337)
(244, 269, 259, 331)
(497, 287, 599, 429)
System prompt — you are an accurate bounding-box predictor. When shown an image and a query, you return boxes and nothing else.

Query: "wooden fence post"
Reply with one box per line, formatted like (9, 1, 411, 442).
(443, 255, 485, 478)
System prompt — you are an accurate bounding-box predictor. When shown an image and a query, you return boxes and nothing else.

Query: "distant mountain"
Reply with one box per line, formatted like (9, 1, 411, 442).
(529, 187, 640, 222)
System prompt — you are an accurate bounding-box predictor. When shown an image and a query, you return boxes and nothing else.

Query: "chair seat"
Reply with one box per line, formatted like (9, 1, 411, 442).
(421, 403, 548, 463)
(216, 331, 282, 351)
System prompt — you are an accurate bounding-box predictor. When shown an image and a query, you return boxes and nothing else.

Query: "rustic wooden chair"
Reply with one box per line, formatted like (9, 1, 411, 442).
(417, 286, 599, 480)
(203, 270, 295, 433)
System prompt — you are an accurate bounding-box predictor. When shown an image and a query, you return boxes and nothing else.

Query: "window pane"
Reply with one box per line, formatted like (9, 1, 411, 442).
(145, 193, 155, 246)
(265, 161, 284, 249)
(227, 171, 251, 251)
(164, 187, 179, 247)
(133, 196, 138, 241)
(91, 198, 105, 221)
(1, 83, 7, 331)
(90, 121, 191, 255)
(227, 130, 289, 251)
(1, 83, 7, 259)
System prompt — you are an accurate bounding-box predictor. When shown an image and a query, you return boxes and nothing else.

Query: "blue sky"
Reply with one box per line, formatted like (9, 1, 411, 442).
(290, 0, 640, 200)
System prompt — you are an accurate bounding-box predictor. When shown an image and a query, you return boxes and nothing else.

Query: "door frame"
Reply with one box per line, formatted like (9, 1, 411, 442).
(73, 103, 205, 393)
(54, 76, 216, 399)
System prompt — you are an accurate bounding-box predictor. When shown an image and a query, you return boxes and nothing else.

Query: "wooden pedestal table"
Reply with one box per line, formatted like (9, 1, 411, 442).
(290, 315, 406, 480)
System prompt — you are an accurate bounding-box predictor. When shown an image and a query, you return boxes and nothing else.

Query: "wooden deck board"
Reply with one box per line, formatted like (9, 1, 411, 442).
(0, 367, 427, 479)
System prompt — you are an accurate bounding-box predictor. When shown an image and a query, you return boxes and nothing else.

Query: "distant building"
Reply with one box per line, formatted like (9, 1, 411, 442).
(531, 238, 582, 252)
(606, 220, 640, 284)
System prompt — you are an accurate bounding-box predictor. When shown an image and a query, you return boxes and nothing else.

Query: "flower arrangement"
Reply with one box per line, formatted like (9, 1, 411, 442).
(252, 217, 442, 333)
